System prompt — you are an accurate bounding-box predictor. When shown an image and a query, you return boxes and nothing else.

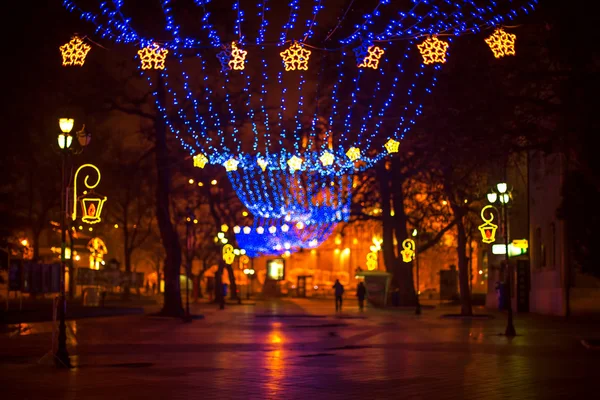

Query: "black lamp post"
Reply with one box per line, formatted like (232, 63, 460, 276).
(183, 207, 196, 323)
(56, 118, 90, 368)
(413, 229, 421, 315)
(487, 182, 516, 337)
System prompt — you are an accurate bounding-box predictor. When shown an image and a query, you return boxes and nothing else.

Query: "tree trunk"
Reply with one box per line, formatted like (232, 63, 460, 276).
(155, 75, 183, 317)
(225, 262, 238, 300)
(378, 163, 396, 273)
(455, 213, 473, 316)
(215, 261, 224, 307)
(122, 225, 131, 301)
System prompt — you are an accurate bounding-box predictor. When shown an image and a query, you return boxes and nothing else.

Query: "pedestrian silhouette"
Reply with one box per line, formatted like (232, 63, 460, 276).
(332, 279, 344, 312)
(356, 281, 366, 312)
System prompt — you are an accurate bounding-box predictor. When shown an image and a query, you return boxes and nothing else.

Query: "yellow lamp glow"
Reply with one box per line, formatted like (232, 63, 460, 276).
(72, 164, 106, 224)
(57, 133, 72, 150)
(295, 222, 304, 230)
(59, 118, 74, 133)
(221, 224, 229, 233)
(417, 36, 449, 64)
(211, 180, 217, 185)
(487, 192, 498, 203)
(496, 182, 508, 194)
(242, 211, 248, 217)
(217, 232, 225, 239)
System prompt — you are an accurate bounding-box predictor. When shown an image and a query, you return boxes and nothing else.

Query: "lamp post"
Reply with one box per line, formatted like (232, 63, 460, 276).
(413, 229, 421, 315)
(487, 182, 516, 337)
(183, 207, 196, 323)
(56, 118, 90, 368)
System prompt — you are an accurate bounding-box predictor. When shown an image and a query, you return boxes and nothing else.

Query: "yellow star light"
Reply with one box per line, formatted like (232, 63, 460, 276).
(358, 46, 385, 69)
(485, 28, 516, 58)
(320, 152, 334, 167)
(193, 153, 208, 168)
(385, 138, 400, 154)
(229, 42, 247, 71)
(417, 36, 449, 65)
(280, 42, 312, 71)
(60, 37, 91, 66)
(346, 147, 361, 161)
(257, 157, 268, 171)
(287, 155, 303, 172)
(137, 43, 169, 70)
(223, 158, 239, 172)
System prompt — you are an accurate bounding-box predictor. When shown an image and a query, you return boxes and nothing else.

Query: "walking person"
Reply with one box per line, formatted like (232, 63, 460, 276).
(332, 279, 344, 312)
(356, 281, 366, 312)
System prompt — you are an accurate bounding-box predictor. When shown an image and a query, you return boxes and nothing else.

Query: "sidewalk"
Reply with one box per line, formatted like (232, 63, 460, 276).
(2, 297, 599, 399)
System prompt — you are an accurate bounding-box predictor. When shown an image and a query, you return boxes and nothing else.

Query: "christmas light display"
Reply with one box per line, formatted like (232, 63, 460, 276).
(62, 0, 538, 239)
(280, 42, 311, 71)
(222, 244, 235, 264)
(223, 158, 239, 171)
(401, 238, 416, 263)
(217, 41, 248, 71)
(478, 205, 498, 244)
(354, 43, 385, 70)
(72, 164, 106, 224)
(137, 43, 168, 70)
(485, 28, 517, 58)
(193, 153, 208, 169)
(320, 152, 334, 167)
(417, 36, 450, 65)
(235, 216, 335, 258)
(60, 36, 91, 66)
(384, 138, 400, 154)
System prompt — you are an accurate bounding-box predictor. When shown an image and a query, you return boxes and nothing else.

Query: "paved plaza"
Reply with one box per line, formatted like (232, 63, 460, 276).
(1, 298, 599, 399)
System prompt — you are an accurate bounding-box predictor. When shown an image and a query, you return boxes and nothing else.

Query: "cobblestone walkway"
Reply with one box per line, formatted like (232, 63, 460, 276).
(1, 298, 599, 399)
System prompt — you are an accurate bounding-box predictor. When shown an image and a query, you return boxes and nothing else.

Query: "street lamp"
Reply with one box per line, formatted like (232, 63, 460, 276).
(56, 117, 90, 368)
(487, 182, 516, 337)
(412, 229, 421, 315)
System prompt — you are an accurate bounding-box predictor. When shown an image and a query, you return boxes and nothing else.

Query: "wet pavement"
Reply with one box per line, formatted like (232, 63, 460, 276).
(1, 298, 599, 399)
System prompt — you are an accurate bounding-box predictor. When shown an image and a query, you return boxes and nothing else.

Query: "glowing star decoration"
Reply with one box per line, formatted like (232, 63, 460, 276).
(354, 43, 385, 69)
(137, 43, 168, 70)
(222, 244, 235, 265)
(401, 238, 416, 263)
(385, 138, 400, 154)
(478, 205, 498, 244)
(280, 42, 311, 71)
(485, 28, 516, 58)
(320, 152, 334, 167)
(287, 155, 303, 172)
(72, 164, 106, 224)
(60, 36, 91, 66)
(417, 36, 450, 65)
(217, 42, 247, 71)
(257, 157, 268, 171)
(193, 153, 208, 169)
(223, 158, 239, 172)
(346, 147, 361, 162)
